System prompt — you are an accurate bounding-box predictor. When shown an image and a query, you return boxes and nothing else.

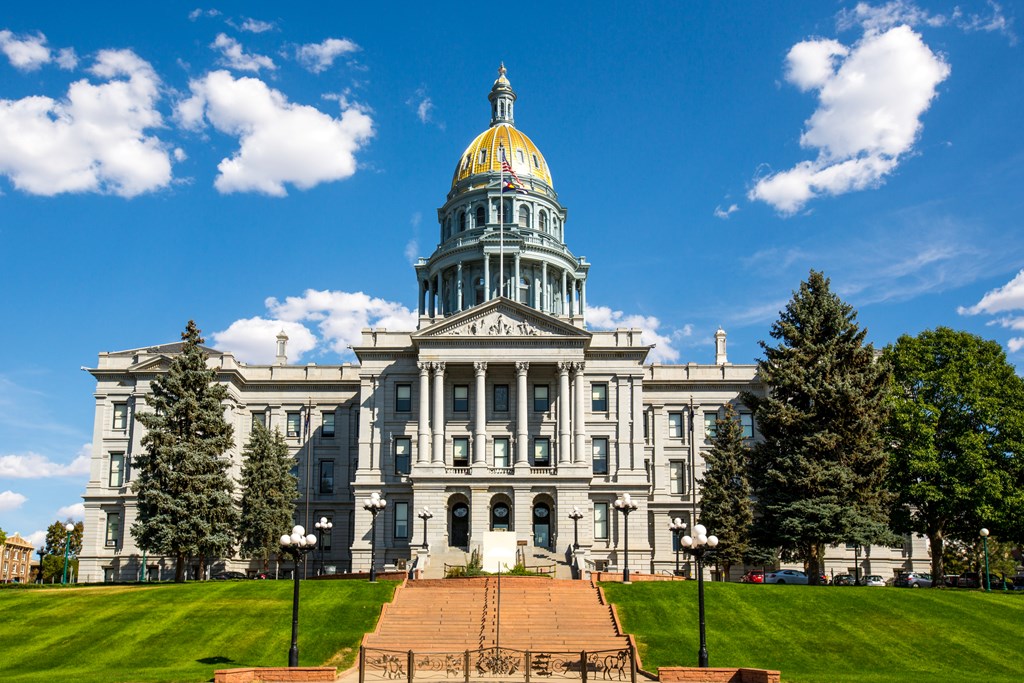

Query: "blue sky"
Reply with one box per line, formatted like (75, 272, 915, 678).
(2, 1, 1022, 547)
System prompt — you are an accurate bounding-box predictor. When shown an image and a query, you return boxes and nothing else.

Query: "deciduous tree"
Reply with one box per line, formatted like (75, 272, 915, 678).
(239, 421, 298, 571)
(132, 321, 238, 582)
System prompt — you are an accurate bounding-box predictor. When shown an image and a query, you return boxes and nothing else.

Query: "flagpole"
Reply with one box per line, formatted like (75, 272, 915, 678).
(499, 138, 504, 299)
(304, 397, 312, 579)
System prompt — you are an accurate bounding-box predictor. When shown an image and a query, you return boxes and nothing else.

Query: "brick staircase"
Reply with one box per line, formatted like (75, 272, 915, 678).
(363, 577, 630, 653)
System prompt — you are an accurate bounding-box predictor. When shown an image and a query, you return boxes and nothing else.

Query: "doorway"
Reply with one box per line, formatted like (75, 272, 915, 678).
(491, 502, 510, 531)
(451, 502, 469, 547)
(532, 502, 550, 549)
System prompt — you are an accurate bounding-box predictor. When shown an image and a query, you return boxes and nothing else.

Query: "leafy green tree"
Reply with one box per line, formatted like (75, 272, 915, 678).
(40, 520, 83, 582)
(0, 527, 6, 547)
(743, 270, 893, 584)
(884, 327, 1024, 583)
(698, 403, 753, 580)
(239, 421, 298, 571)
(132, 320, 238, 582)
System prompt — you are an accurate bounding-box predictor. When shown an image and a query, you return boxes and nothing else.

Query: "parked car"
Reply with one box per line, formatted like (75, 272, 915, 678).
(832, 573, 856, 586)
(894, 572, 932, 588)
(957, 572, 980, 588)
(764, 569, 808, 585)
(740, 570, 764, 584)
(943, 574, 959, 587)
(211, 571, 247, 580)
(859, 575, 886, 586)
(1011, 577, 1024, 591)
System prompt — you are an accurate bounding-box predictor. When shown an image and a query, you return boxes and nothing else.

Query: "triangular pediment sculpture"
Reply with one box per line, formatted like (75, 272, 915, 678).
(414, 298, 589, 340)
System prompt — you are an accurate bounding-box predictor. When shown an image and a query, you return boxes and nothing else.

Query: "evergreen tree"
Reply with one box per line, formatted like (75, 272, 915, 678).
(743, 271, 893, 584)
(132, 321, 238, 582)
(239, 421, 298, 571)
(697, 403, 753, 580)
(884, 327, 1024, 583)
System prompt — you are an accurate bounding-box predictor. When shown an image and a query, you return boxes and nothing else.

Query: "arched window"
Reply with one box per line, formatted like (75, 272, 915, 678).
(539, 211, 548, 233)
(476, 206, 486, 227)
(459, 212, 466, 232)
(518, 205, 531, 228)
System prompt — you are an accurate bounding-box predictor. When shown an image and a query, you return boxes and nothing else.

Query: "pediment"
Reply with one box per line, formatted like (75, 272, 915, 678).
(413, 298, 590, 341)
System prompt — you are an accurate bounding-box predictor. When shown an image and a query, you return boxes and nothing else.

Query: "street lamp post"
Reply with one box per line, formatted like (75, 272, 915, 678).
(679, 524, 719, 668)
(980, 528, 991, 592)
(363, 492, 387, 582)
(418, 507, 433, 549)
(279, 525, 317, 668)
(669, 517, 687, 576)
(568, 506, 584, 550)
(613, 493, 638, 583)
(314, 517, 333, 577)
(853, 544, 861, 586)
(61, 523, 75, 585)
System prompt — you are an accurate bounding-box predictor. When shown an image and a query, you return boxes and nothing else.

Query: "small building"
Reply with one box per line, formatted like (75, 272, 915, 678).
(1, 533, 36, 583)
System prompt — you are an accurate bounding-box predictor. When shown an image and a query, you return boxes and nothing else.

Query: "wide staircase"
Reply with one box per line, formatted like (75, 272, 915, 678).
(363, 577, 630, 653)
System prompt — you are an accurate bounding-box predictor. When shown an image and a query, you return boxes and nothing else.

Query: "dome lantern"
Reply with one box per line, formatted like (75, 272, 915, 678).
(488, 62, 517, 127)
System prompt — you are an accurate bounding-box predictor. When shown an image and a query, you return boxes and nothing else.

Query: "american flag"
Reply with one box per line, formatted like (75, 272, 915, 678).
(500, 147, 523, 187)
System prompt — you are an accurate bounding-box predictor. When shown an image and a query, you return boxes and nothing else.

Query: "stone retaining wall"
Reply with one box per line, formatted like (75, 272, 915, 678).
(659, 667, 780, 683)
(213, 667, 336, 682)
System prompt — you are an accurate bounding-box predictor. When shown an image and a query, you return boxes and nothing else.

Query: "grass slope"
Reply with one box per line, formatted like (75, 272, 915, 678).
(0, 580, 395, 683)
(602, 582, 1024, 683)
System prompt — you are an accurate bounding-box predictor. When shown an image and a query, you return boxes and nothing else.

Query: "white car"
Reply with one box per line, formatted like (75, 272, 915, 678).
(764, 569, 808, 585)
(860, 575, 886, 586)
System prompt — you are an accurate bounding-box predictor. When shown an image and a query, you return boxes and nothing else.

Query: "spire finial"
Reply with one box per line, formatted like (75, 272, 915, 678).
(498, 62, 506, 77)
(489, 63, 516, 127)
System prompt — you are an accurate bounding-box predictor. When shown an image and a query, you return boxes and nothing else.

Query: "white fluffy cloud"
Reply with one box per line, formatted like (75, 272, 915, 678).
(211, 33, 275, 72)
(296, 38, 359, 73)
(958, 269, 1024, 355)
(210, 318, 318, 364)
(0, 29, 51, 70)
(175, 70, 374, 195)
(56, 502, 85, 520)
(23, 530, 46, 548)
(0, 49, 172, 197)
(750, 25, 949, 214)
(586, 305, 681, 363)
(0, 444, 91, 479)
(211, 290, 418, 363)
(713, 203, 739, 219)
(240, 18, 275, 33)
(0, 490, 27, 512)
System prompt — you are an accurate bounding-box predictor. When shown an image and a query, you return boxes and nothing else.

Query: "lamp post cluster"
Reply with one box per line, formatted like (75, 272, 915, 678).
(279, 524, 317, 667)
(418, 507, 433, 549)
(613, 493, 638, 583)
(314, 517, 333, 576)
(668, 517, 687, 576)
(568, 506, 584, 550)
(678, 524, 719, 668)
(363, 492, 387, 582)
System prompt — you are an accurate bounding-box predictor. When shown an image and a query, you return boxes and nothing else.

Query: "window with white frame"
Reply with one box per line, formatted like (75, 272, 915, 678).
(493, 437, 510, 468)
(453, 438, 470, 467)
(533, 385, 549, 412)
(594, 502, 609, 540)
(453, 385, 469, 412)
(592, 438, 608, 475)
(668, 413, 683, 438)
(287, 412, 301, 438)
(592, 383, 608, 412)
(395, 437, 411, 475)
(112, 403, 128, 430)
(396, 384, 412, 412)
(108, 452, 124, 488)
(669, 461, 686, 494)
(105, 512, 120, 547)
(322, 412, 336, 438)
(704, 412, 718, 439)
(394, 502, 409, 539)
(533, 438, 551, 467)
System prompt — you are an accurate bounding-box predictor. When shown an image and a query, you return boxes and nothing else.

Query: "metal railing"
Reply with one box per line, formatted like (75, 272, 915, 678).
(360, 646, 635, 683)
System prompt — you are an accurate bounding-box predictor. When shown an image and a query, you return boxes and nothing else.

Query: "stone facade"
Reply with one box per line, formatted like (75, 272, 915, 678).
(1, 533, 35, 583)
(77, 66, 928, 583)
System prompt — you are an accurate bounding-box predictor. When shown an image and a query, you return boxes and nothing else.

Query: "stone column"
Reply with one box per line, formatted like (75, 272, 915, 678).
(514, 253, 521, 303)
(541, 262, 548, 312)
(561, 270, 567, 316)
(631, 376, 644, 471)
(474, 361, 487, 465)
(428, 280, 435, 318)
(483, 254, 490, 302)
(432, 362, 446, 464)
(573, 362, 586, 464)
(417, 362, 431, 464)
(436, 272, 443, 316)
(571, 278, 578, 318)
(419, 280, 425, 316)
(515, 361, 529, 465)
(557, 362, 571, 464)
(457, 262, 464, 311)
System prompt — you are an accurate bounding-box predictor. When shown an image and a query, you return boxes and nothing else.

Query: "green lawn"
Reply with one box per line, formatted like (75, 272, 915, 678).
(602, 581, 1024, 683)
(0, 580, 395, 683)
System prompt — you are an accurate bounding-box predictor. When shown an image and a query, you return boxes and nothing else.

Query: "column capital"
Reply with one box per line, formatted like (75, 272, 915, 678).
(418, 361, 431, 374)
(557, 361, 572, 374)
(433, 361, 446, 374)
(474, 361, 488, 374)
(515, 361, 530, 375)
(572, 361, 586, 374)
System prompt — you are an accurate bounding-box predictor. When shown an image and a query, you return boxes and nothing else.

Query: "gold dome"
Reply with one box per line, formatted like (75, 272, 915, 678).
(451, 123, 553, 190)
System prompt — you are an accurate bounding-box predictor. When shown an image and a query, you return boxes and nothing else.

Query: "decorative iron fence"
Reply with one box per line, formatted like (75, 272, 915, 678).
(360, 646, 635, 683)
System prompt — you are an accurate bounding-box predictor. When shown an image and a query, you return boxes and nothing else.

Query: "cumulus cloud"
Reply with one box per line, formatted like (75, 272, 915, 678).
(958, 269, 1024, 316)
(0, 490, 27, 511)
(239, 18, 275, 33)
(295, 38, 359, 73)
(749, 24, 949, 214)
(586, 305, 681, 363)
(0, 444, 91, 478)
(210, 318, 318, 364)
(56, 502, 85, 520)
(0, 49, 171, 197)
(713, 204, 739, 219)
(175, 70, 374, 195)
(55, 47, 77, 70)
(839, 1, 1016, 43)
(0, 29, 51, 70)
(1009, 338, 1024, 353)
(24, 530, 46, 548)
(211, 33, 275, 72)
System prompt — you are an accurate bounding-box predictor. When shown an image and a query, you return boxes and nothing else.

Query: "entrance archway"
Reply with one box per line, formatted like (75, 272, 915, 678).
(532, 502, 551, 549)
(491, 502, 510, 531)
(451, 502, 469, 547)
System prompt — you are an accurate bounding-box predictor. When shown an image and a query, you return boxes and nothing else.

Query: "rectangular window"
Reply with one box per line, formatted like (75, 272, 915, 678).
(108, 452, 124, 488)
(287, 412, 301, 438)
(105, 512, 120, 547)
(395, 437, 411, 475)
(252, 412, 266, 430)
(396, 384, 412, 412)
(533, 385, 549, 412)
(319, 460, 334, 494)
(592, 438, 608, 474)
(493, 437, 510, 468)
(453, 385, 469, 412)
(669, 461, 686, 494)
(322, 412, 336, 437)
(741, 413, 753, 439)
(394, 502, 410, 539)
(704, 413, 718, 439)
(592, 383, 608, 412)
(112, 403, 128, 430)
(493, 384, 509, 412)
(533, 438, 550, 466)
(594, 502, 609, 540)
(668, 413, 683, 438)
(453, 437, 470, 467)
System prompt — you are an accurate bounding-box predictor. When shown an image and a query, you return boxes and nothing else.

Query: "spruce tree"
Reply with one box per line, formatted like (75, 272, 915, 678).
(239, 421, 298, 571)
(743, 271, 892, 584)
(697, 403, 753, 580)
(132, 321, 238, 582)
